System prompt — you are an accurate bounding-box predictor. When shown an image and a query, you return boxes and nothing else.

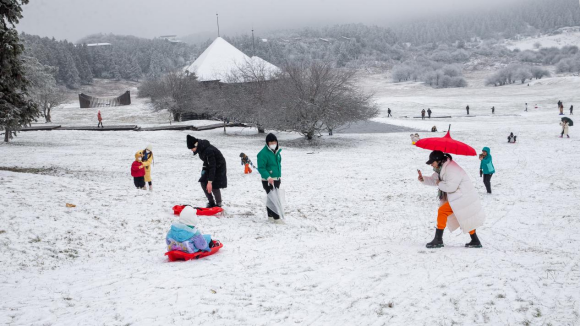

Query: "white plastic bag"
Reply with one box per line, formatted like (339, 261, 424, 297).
(266, 186, 286, 219)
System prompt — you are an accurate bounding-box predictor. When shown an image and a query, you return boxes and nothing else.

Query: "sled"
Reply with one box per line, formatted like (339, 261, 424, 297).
(172, 205, 224, 216)
(165, 242, 223, 262)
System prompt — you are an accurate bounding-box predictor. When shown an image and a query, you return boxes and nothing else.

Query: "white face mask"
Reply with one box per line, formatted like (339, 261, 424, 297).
(137, 157, 142, 161)
(269, 144, 277, 150)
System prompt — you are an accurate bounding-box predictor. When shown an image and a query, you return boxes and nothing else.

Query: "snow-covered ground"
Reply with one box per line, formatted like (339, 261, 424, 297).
(505, 28, 580, 51)
(1, 73, 580, 325)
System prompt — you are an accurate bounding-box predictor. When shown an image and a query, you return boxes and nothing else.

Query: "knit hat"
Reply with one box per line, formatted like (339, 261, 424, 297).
(426, 150, 445, 165)
(187, 135, 198, 149)
(265, 133, 278, 144)
(135, 150, 143, 160)
(179, 206, 200, 226)
(146, 144, 152, 151)
(239, 152, 246, 157)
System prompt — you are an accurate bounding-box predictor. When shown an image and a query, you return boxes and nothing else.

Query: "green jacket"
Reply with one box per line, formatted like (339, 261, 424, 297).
(480, 146, 495, 174)
(257, 145, 282, 180)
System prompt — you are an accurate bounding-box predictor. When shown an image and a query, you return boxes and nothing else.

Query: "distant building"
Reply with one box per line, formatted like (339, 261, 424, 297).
(159, 35, 183, 43)
(86, 43, 112, 47)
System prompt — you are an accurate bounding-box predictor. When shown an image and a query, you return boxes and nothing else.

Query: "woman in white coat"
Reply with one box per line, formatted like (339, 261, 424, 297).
(418, 150, 486, 248)
(560, 120, 570, 138)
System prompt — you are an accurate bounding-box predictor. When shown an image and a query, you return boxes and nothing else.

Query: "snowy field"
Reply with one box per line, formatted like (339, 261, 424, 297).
(1, 73, 580, 325)
(505, 29, 580, 51)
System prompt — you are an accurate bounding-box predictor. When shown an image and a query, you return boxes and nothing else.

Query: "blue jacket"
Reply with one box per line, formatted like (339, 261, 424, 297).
(166, 223, 211, 253)
(480, 147, 495, 174)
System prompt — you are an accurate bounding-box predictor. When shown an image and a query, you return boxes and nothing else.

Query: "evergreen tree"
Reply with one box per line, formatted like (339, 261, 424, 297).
(0, 0, 39, 142)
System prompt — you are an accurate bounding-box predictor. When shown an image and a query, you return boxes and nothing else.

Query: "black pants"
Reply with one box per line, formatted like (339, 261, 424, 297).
(483, 174, 493, 194)
(201, 182, 222, 205)
(262, 180, 281, 219)
(387, 113, 392, 117)
(97, 121, 103, 128)
(133, 176, 145, 188)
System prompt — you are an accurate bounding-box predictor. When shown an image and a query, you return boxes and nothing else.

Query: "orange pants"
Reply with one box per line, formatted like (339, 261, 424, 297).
(437, 201, 475, 235)
(244, 164, 252, 174)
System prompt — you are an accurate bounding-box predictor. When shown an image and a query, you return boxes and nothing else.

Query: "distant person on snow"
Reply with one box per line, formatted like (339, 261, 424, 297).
(141, 144, 154, 191)
(166, 206, 219, 254)
(479, 147, 495, 194)
(187, 135, 227, 208)
(421, 109, 426, 120)
(131, 151, 146, 190)
(387, 108, 392, 117)
(427, 108, 432, 118)
(257, 133, 283, 223)
(431, 126, 438, 132)
(239, 152, 255, 174)
(97, 110, 103, 128)
(491, 106, 495, 114)
(418, 150, 485, 249)
(570, 105, 573, 115)
(466, 105, 470, 115)
(525, 103, 528, 112)
(535, 104, 538, 110)
(560, 120, 570, 138)
(507, 132, 517, 143)
(558, 100, 564, 115)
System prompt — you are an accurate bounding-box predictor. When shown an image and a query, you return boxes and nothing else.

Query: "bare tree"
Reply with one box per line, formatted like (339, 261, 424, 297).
(23, 57, 67, 123)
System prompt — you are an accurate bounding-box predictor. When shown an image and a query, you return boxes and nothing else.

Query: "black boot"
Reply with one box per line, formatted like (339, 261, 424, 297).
(465, 232, 482, 248)
(426, 229, 444, 248)
(206, 201, 216, 208)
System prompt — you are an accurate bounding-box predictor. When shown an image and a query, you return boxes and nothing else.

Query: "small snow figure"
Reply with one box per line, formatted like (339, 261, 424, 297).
(418, 151, 485, 249)
(560, 120, 570, 138)
(239, 152, 255, 174)
(166, 206, 219, 253)
(97, 110, 103, 128)
(507, 132, 517, 143)
(410, 133, 420, 145)
(479, 147, 495, 194)
(421, 109, 426, 120)
(387, 108, 392, 117)
(427, 108, 432, 118)
(131, 151, 146, 189)
(431, 126, 438, 132)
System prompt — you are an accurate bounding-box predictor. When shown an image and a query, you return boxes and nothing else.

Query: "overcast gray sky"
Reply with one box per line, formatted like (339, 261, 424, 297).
(17, 0, 523, 42)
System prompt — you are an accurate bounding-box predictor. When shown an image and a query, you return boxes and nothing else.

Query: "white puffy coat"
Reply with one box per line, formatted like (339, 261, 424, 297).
(422, 160, 486, 233)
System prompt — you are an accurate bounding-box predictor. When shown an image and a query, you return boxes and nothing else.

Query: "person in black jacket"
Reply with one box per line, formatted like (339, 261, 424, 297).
(187, 135, 227, 207)
(427, 108, 432, 118)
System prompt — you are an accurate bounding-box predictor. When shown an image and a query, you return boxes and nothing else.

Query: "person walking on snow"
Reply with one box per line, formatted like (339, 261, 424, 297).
(466, 105, 470, 115)
(479, 147, 495, 194)
(570, 105, 573, 115)
(239, 153, 255, 174)
(187, 135, 227, 208)
(491, 106, 495, 114)
(97, 110, 103, 128)
(257, 133, 283, 223)
(131, 151, 146, 190)
(418, 150, 485, 248)
(141, 144, 154, 191)
(525, 103, 528, 112)
(560, 120, 570, 138)
(421, 109, 426, 120)
(427, 108, 432, 118)
(558, 100, 564, 115)
(387, 108, 392, 117)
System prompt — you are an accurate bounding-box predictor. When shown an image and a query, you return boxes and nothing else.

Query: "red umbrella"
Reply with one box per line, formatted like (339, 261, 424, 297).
(415, 126, 476, 156)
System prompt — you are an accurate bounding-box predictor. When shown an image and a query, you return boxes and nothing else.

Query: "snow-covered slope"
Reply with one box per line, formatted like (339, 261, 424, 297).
(1, 73, 579, 325)
(505, 27, 580, 51)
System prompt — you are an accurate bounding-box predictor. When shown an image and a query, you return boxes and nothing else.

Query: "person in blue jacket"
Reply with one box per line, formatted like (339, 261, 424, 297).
(479, 147, 495, 194)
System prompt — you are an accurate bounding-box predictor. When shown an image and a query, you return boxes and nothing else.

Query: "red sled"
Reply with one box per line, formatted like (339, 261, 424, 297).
(165, 242, 223, 262)
(172, 205, 223, 216)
